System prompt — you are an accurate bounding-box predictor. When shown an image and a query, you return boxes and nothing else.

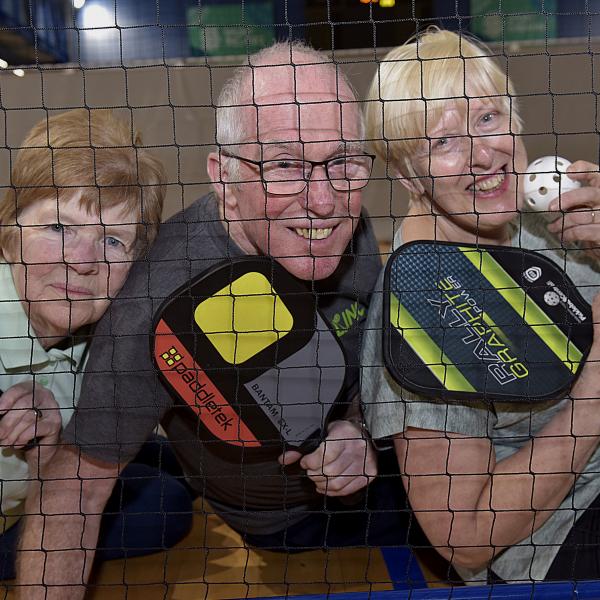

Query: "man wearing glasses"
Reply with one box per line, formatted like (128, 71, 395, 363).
(17, 42, 406, 599)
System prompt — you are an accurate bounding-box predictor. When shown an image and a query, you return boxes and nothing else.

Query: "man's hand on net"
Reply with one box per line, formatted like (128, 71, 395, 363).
(278, 419, 377, 496)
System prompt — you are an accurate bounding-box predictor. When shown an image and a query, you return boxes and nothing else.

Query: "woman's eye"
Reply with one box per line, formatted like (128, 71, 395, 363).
(480, 112, 497, 124)
(432, 137, 448, 150)
(49, 223, 64, 233)
(105, 236, 124, 248)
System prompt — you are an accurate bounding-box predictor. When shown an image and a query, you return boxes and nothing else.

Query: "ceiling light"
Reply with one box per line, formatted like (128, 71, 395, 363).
(81, 4, 114, 29)
(13, 69, 25, 77)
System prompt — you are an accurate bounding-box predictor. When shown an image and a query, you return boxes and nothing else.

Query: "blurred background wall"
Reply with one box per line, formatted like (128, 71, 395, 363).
(0, 0, 599, 244)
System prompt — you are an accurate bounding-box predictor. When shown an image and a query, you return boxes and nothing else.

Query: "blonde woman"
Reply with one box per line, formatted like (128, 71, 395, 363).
(362, 28, 600, 584)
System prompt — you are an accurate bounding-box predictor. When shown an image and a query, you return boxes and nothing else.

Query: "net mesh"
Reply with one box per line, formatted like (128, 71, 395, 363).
(0, 1, 598, 598)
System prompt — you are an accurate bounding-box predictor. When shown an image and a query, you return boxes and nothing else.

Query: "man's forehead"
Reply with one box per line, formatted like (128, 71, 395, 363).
(248, 62, 354, 103)
(251, 101, 360, 144)
(233, 62, 360, 144)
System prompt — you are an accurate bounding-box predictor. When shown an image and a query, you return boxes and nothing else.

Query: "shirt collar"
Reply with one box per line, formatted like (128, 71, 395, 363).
(0, 262, 88, 370)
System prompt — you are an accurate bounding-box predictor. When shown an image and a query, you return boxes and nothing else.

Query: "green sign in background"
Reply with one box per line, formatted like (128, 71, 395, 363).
(187, 3, 275, 56)
(470, 0, 557, 41)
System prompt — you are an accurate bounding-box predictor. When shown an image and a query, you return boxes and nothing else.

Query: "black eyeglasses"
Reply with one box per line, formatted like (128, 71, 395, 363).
(221, 151, 375, 195)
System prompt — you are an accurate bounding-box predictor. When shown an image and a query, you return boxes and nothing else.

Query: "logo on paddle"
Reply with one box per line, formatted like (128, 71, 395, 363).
(523, 266, 542, 283)
(161, 347, 183, 366)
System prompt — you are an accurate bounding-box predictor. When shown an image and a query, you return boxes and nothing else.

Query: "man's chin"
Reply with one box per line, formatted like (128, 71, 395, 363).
(276, 255, 342, 281)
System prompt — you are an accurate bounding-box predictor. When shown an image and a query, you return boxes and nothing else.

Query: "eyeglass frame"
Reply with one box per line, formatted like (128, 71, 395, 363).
(220, 150, 376, 195)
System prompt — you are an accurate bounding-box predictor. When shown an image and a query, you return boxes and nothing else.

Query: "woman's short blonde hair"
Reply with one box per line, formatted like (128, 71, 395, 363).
(366, 27, 523, 181)
(0, 108, 166, 257)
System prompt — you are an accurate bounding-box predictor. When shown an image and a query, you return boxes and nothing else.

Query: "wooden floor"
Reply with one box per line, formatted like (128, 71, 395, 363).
(87, 500, 397, 599)
(1, 497, 407, 600)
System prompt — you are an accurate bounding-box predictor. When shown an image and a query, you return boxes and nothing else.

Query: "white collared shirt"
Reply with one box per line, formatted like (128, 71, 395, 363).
(0, 261, 88, 514)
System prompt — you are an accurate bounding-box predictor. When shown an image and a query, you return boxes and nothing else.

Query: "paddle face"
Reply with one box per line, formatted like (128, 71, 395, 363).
(383, 241, 593, 403)
(152, 258, 346, 460)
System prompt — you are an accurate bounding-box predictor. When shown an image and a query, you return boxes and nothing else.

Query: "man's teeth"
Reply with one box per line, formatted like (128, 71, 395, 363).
(294, 227, 333, 240)
(471, 172, 505, 192)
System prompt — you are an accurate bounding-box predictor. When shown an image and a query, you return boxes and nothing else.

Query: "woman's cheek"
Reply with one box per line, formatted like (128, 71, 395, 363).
(20, 234, 64, 263)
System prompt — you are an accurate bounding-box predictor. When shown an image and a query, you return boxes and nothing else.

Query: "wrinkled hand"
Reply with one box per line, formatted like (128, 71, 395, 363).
(0, 382, 61, 460)
(547, 160, 600, 260)
(278, 420, 377, 496)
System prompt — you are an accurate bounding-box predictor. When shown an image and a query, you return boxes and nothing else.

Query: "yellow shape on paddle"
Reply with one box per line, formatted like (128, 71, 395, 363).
(194, 272, 294, 364)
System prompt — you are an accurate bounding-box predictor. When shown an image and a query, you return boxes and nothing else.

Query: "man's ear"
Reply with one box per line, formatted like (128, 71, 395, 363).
(207, 151, 226, 200)
(207, 151, 239, 215)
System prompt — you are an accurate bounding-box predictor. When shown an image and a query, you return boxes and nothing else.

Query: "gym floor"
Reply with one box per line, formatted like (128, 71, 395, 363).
(1, 496, 449, 599)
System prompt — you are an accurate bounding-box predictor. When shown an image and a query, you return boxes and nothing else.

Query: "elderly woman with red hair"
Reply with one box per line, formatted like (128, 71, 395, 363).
(0, 109, 192, 579)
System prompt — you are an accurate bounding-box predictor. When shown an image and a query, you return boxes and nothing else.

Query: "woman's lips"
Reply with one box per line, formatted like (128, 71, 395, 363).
(51, 283, 95, 298)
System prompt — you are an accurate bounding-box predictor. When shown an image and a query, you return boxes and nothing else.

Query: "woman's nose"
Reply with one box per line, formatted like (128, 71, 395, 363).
(64, 237, 101, 274)
(470, 137, 494, 170)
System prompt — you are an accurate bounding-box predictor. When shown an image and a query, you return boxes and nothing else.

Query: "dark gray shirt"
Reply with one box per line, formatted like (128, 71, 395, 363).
(63, 194, 381, 533)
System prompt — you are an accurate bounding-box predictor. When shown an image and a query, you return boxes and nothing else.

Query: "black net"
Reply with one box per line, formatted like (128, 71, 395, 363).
(0, 1, 598, 599)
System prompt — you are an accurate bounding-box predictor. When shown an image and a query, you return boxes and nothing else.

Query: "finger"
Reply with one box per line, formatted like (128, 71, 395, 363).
(0, 404, 35, 441)
(314, 473, 372, 496)
(1, 409, 42, 448)
(10, 412, 60, 449)
(547, 206, 598, 231)
(592, 293, 600, 332)
(318, 451, 358, 478)
(0, 386, 30, 415)
(278, 449, 303, 466)
(11, 426, 43, 450)
(304, 447, 367, 482)
(0, 399, 59, 447)
(556, 228, 598, 247)
(0, 384, 53, 415)
(548, 221, 598, 242)
(300, 440, 353, 472)
(566, 161, 600, 185)
(587, 294, 600, 361)
(304, 435, 371, 473)
(299, 443, 326, 471)
(549, 187, 600, 212)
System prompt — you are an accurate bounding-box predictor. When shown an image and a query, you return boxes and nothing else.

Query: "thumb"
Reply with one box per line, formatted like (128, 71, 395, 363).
(278, 449, 302, 466)
(592, 293, 600, 331)
(588, 293, 600, 360)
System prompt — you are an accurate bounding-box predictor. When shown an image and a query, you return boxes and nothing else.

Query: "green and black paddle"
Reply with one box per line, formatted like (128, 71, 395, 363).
(383, 241, 593, 403)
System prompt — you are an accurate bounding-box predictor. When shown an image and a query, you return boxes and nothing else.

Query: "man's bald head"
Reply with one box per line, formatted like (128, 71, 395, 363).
(215, 41, 363, 159)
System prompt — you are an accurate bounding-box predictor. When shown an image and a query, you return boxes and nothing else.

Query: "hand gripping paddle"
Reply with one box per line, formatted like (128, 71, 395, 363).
(152, 257, 347, 461)
(383, 241, 593, 403)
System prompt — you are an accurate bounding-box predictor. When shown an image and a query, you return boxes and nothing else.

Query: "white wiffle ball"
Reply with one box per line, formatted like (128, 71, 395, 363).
(523, 156, 581, 212)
